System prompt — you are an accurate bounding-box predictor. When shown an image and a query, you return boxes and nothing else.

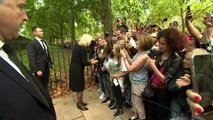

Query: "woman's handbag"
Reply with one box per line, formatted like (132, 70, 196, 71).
(141, 81, 154, 98)
(141, 67, 165, 98)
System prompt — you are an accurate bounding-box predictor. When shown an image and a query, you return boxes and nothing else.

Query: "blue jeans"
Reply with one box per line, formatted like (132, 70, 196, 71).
(191, 116, 205, 120)
(170, 98, 190, 119)
(97, 73, 105, 93)
(101, 74, 114, 100)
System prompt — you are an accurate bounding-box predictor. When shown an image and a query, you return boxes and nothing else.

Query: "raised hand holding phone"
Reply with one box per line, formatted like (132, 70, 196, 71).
(190, 54, 213, 115)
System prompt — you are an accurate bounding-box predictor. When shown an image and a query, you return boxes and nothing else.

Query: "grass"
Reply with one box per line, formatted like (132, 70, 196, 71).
(16, 45, 72, 82)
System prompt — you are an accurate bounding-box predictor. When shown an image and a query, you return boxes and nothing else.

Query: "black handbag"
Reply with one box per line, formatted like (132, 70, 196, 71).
(141, 81, 154, 98)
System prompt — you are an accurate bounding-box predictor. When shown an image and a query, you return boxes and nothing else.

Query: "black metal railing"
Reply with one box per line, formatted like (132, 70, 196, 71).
(16, 46, 94, 90)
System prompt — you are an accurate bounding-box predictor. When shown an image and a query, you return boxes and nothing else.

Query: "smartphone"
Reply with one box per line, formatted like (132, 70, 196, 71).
(186, 6, 192, 19)
(206, 12, 212, 22)
(190, 54, 213, 114)
(148, 50, 157, 59)
(186, 6, 191, 12)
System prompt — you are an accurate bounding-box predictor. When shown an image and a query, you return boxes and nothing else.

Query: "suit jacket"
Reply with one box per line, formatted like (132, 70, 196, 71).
(0, 45, 56, 120)
(27, 39, 52, 73)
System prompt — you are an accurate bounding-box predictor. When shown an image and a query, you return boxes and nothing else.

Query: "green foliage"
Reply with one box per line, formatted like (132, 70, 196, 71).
(112, 0, 145, 22)
(21, 0, 213, 42)
(24, 0, 101, 44)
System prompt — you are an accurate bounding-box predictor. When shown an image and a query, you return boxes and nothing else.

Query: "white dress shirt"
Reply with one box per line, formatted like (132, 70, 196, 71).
(35, 37, 48, 54)
(0, 40, 27, 80)
(35, 37, 47, 49)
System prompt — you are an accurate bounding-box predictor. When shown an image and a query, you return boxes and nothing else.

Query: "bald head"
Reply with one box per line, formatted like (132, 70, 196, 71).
(0, 0, 28, 40)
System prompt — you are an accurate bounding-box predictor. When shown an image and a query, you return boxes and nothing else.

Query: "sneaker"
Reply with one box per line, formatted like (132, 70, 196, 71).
(108, 100, 115, 108)
(113, 109, 123, 118)
(110, 104, 118, 111)
(99, 92, 105, 100)
(101, 97, 110, 104)
(128, 116, 139, 120)
(106, 100, 111, 104)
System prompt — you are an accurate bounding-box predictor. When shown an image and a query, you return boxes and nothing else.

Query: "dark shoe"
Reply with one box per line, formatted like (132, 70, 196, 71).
(113, 109, 123, 118)
(101, 97, 110, 104)
(77, 104, 88, 111)
(82, 102, 88, 106)
(125, 102, 132, 108)
(110, 104, 118, 111)
(108, 100, 115, 108)
(128, 116, 139, 120)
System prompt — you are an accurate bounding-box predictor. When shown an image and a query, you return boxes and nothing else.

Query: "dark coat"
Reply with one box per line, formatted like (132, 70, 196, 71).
(0, 45, 56, 120)
(69, 44, 91, 92)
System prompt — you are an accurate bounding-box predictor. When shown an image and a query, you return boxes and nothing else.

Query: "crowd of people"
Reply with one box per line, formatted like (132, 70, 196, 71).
(69, 11, 213, 120)
(0, 0, 213, 120)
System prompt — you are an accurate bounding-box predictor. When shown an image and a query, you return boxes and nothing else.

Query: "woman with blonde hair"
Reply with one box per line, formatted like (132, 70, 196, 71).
(120, 33, 155, 120)
(106, 42, 128, 118)
(69, 34, 97, 111)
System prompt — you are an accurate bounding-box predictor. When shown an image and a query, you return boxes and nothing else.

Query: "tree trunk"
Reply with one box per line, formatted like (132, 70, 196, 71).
(70, 17, 75, 44)
(180, 0, 185, 32)
(60, 23, 64, 46)
(180, 5, 185, 32)
(101, 0, 113, 36)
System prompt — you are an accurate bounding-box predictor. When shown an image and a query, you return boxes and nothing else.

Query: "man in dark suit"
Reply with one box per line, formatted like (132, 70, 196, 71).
(27, 26, 53, 89)
(0, 0, 56, 119)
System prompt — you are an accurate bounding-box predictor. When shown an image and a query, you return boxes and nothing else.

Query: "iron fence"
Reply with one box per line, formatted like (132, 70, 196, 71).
(16, 46, 94, 90)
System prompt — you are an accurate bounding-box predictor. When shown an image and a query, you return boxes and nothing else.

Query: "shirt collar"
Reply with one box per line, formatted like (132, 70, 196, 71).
(35, 37, 42, 41)
(0, 40, 5, 49)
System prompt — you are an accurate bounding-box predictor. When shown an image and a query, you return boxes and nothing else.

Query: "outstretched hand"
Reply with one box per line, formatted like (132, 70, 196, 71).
(90, 59, 98, 65)
(176, 74, 191, 87)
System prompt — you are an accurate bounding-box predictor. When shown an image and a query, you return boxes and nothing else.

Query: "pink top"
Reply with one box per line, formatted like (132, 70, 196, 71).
(151, 67, 167, 88)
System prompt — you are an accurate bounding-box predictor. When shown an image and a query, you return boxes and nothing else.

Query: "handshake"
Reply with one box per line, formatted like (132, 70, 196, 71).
(90, 59, 98, 65)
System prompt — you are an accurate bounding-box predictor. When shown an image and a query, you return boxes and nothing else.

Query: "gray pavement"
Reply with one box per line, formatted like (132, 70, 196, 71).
(53, 89, 134, 120)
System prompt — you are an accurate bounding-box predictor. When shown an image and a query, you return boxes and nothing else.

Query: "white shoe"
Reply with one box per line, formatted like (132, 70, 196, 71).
(99, 93, 105, 100)
(97, 88, 101, 93)
(106, 100, 111, 105)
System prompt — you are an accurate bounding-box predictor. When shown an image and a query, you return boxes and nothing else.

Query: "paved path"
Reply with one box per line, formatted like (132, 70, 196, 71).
(53, 89, 134, 120)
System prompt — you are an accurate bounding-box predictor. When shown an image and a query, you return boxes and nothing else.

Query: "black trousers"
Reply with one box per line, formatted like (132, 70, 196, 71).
(145, 87, 171, 120)
(36, 68, 50, 89)
(113, 84, 123, 109)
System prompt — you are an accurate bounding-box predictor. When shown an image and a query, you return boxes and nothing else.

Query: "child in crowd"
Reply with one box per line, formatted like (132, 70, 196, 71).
(105, 42, 128, 118)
